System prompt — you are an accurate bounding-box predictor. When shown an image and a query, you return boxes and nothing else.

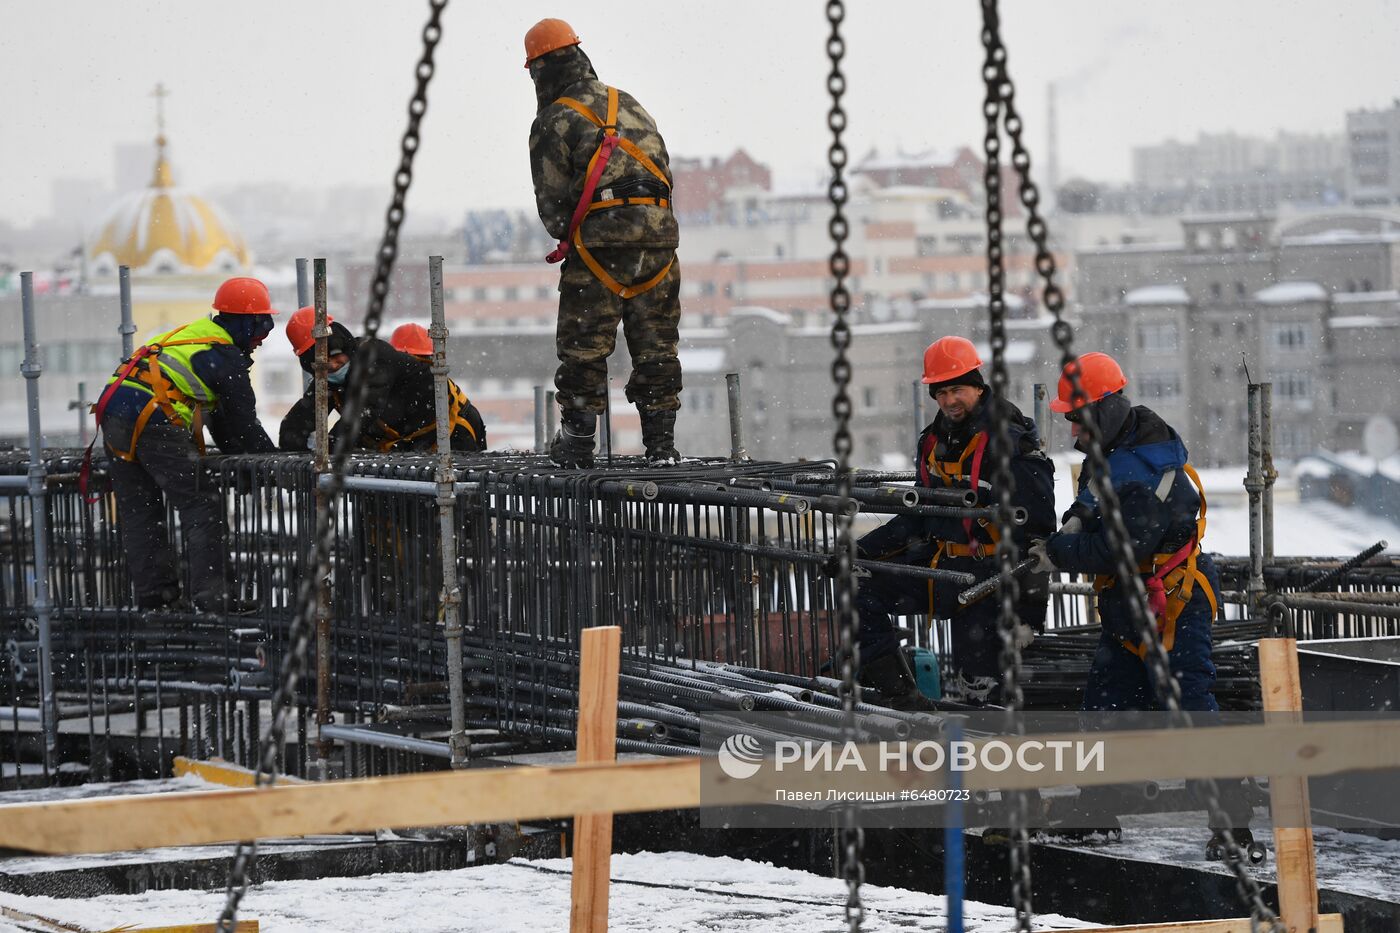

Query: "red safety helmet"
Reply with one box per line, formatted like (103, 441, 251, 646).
(285, 307, 336, 357)
(1050, 351, 1128, 412)
(390, 322, 433, 357)
(524, 18, 581, 67)
(921, 336, 983, 385)
(212, 277, 278, 315)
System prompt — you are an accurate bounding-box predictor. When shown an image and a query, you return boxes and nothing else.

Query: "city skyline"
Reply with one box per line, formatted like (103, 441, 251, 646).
(3, 0, 1396, 230)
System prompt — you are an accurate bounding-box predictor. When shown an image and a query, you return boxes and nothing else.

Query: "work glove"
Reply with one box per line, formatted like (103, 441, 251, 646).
(1027, 538, 1056, 574)
(1012, 622, 1036, 651)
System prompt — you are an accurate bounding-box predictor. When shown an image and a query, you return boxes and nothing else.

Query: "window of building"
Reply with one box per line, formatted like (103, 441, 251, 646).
(536, 285, 552, 300)
(1138, 321, 1179, 353)
(1276, 423, 1312, 457)
(946, 272, 960, 291)
(472, 287, 488, 302)
(504, 286, 519, 301)
(1137, 372, 1182, 400)
(916, 236, 938, 257)
(1275, 371, 1312, 401)
(1211, 322, 1222, 338)
(1362, 278, 1373, 292)
(1271, 322, 1309, 351)
(862, 386, 877, 409)
(1210, 282, 1222, 299)
(701, 281, 716, 296)
(1234, 281, 1246, 297)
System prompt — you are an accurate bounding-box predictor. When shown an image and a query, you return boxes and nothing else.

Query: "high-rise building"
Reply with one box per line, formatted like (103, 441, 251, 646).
(1347, 100, 1400, 207)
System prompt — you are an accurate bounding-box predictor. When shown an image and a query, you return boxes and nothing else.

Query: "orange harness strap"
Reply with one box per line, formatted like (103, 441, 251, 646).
(547, 87, 675, 300)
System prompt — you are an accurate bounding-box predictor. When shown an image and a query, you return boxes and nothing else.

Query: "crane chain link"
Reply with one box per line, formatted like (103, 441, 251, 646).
(214, 3, 448, 930)
(976, 9, 1032, 930)
(823, 3, 864, 931)
(979, 2, 1281, 930)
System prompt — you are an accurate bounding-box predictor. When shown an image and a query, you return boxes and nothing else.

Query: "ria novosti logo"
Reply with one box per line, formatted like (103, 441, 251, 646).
(717, 733, 765, 779)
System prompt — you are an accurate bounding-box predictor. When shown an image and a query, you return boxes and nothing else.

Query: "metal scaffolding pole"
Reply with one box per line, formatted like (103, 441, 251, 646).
(534, 385, 548, 453)
(429, 256, 469, 769)
(117, 265, 135, 359)
(726, 372, 749, 462)
(1260, 381, 1276, 564)
(20, 272, 56, 776)
(1245, 382, 1267, 615)
(296, 258, 311, 309)
(312, 258, 333, 776)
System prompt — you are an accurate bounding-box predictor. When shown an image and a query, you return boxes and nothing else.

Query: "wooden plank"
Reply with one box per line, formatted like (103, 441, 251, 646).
(3, 718, 1400, 855)
(570, 626, 621, 933)
(1259, 638, 1320, 933)
(171, 756, 303, 788)
(0, 758, 701, 855)
(1070, 914, 1342, 933)
(0, 906, 258, 933)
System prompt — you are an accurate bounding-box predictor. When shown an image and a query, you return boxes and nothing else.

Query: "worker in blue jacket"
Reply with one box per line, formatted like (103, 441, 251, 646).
(1033, 352, 1253, 854)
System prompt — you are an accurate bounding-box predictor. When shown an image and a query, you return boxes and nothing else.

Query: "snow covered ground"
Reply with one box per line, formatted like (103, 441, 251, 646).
(0, 851, 1092, 932)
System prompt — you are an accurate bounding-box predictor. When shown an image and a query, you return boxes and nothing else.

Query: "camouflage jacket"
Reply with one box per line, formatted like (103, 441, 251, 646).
(528, 49, 680, 250)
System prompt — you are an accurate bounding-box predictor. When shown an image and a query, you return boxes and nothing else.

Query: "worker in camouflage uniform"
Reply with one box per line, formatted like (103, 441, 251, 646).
(525, 17, 683, 466)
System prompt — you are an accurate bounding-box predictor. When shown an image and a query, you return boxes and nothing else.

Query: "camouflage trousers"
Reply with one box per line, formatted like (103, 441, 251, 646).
(555, 247, 682, 414)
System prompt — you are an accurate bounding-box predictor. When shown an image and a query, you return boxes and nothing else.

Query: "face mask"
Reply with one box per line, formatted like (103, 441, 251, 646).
(327, 366, 349, 386)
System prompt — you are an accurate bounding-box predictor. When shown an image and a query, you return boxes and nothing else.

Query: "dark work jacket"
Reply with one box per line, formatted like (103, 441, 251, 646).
(278, 338, 487, 453)
(1045, 405, 1201, 575)
(528, 47, 679, 249)
(858, 396, 1056, 562)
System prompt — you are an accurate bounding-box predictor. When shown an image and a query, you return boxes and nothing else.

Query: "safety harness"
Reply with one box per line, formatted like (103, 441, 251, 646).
(1093, 463, 1218, 657)
(337, 380, 480, 453)
(919, 430, 1001, 611)
(543, 86, 675, 300)
(80, 322, 232, 500)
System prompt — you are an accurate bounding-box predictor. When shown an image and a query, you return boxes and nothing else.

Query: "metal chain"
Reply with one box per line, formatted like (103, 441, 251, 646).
(978, 2, 1281, 929)
(214, 3, 448, 930)
(976, 8, 1032, 929)
(823, 3, 863, 931)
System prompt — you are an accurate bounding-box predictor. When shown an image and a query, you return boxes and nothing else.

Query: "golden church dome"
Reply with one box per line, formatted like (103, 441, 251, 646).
(88, 125, 249, 276)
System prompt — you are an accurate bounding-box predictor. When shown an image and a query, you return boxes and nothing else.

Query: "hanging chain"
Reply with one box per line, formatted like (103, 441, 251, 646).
(823, 3, 863, 931)
(979, 2, 1280, 929)
(976, 9, 1032, 930)
(214, 3, 448, 930)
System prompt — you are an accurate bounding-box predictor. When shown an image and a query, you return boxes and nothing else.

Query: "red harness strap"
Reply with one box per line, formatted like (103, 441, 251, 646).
(79, 347, 155, 501)
(545, 134, 620, 264)
(962, 433, 988, 546)
(1145, 537, 1196, 619)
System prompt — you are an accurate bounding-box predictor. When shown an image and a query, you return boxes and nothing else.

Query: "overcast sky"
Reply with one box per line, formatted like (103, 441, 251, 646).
(3, 0, 1396, 228)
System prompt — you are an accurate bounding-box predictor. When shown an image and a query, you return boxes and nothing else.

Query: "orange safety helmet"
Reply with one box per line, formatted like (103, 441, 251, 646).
(524, 18, 581, 67)
(921, 336, 983, 385)
(285, 307, 336, 357)
(390, 322, 433, 357)
(212, 277, 278, 315)
(1050, 351, 1128, 412)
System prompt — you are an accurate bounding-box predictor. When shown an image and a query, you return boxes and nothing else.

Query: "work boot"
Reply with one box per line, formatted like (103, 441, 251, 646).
(858, 651, 921, 708)
(549, 410, 596, 469)
(639, 409, 680, 465)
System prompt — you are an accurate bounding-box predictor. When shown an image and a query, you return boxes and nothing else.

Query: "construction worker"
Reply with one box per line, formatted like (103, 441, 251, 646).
(853, 337, 1055, 705)
(1033, 352, 1252, 850)
(93, 276, 279, 613)
(278, 308, 486, 453)
(525, 18, 683, 466)
(390, 322, 433, 362)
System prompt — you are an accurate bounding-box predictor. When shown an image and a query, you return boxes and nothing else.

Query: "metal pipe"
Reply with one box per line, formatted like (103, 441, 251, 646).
(429, 255, 469, 770)
(296, 258, 311, 309)
(319, 474, 478, 497)
(546, 390, 558, 441)
(533, 385, 547, 453)
(911, 380, 925, 441)
(312, 258, 332, 775)
(319, 723, 451, 759)
(20, 272, 56, 776)
(1300, 540, 1389, 593)
(118, 265, 135, 358)
(1033, 382, 1049, 455)
(1244, 382, 1266, 615)
(602, 384, 613, 462)
(1260, 381, 1275, 564)
(69, 381, 89, 446)
(1273, 594, 1400, 620)
(726, 372, 749, 461)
